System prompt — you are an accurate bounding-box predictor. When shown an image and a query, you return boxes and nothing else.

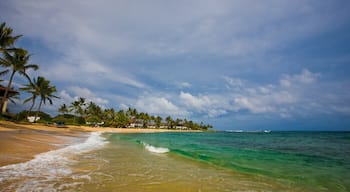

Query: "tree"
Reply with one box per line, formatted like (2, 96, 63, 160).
(126, 107, 138, 118)
(103, 108, 116, 127)
(0, 22, 22, 52)
(34, 76, 59, 121)
(20, 77, 40, 117)
(69, 97, 86, 124)
(165, 116, 173, 129)
(85, 101, 102, 118)
(155, 116, 162, 128)
(58, 104, 69, 115)
(138, 112, 150, 128)
(115, 110, 130, 128)
(0, 48, 39, 114)
(77, 97, 86, 117)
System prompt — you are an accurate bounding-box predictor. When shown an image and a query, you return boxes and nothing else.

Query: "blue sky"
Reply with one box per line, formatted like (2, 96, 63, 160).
(1, 0, 350, 130)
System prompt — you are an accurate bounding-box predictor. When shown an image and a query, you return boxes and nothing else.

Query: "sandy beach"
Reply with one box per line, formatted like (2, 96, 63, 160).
(0, 120, 199, 166)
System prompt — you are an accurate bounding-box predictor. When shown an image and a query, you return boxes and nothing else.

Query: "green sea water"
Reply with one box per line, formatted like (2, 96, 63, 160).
(1, 131, 349, 191)
(94, 131, 350, 191)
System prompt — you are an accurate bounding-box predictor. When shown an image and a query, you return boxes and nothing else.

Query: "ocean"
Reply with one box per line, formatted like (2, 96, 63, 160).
(1, 131, 349, 191)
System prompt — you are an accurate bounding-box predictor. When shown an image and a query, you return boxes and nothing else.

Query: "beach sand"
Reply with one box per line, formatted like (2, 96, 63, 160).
(0, 121, 82, 166)
(0, 120, 199, 166)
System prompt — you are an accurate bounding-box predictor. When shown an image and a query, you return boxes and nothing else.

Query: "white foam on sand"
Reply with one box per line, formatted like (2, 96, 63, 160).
(0, 132, 108, 192)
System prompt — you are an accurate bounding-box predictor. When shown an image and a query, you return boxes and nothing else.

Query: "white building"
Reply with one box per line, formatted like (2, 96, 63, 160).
(27, 116, 40, 123)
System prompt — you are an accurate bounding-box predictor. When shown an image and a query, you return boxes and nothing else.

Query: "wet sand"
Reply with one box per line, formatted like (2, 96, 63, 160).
(0, 120, 200, 166)
(0, 121, 83, 166)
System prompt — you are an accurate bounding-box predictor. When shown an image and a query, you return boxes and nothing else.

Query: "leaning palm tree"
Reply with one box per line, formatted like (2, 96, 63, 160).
(20, 77, 39, 117)
(0, 48, 39, 114)
(34, 76, 59, 121)
(0, 22, 22, 52)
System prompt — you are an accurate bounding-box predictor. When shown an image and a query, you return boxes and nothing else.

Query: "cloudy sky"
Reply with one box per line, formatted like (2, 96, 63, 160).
(1, 0, 350, 130)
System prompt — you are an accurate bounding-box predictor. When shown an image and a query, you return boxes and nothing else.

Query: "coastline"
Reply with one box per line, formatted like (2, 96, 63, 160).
(0, 120, 201, 166)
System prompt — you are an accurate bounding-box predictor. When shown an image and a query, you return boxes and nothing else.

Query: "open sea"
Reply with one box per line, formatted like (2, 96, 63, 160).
(1, 131, 349, 191)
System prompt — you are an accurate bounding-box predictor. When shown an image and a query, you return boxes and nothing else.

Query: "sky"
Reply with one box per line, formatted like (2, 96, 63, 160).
(1, 0, 350, 130)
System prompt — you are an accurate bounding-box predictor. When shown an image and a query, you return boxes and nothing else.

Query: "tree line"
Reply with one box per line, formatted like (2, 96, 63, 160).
(56, 97, 213, 130)
(0, 22, 212, 130)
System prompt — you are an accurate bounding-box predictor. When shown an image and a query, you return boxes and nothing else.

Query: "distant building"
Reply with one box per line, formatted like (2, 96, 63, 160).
(86, 121, 105, 127)
(27, 116, 40, 123)
(128, 118, 143, 128)
(175, 125, 188, 130)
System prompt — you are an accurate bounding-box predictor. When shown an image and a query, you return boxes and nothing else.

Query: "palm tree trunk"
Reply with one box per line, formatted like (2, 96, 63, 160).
(1, 71, 16, 114)
(35, 99, 43, 123)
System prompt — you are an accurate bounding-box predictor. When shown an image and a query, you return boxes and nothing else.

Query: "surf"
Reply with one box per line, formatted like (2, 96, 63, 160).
(0, 132, 108, 191)
(142, 142, 170, 154)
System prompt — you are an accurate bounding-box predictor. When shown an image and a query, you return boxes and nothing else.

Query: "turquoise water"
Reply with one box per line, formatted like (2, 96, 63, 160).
(1, 131, 349, 191)
(112, 131, 350, 191)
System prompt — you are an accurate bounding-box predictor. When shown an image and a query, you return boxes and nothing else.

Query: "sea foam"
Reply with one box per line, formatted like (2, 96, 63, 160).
(0, 132, 108, 191)
(142, 142, 170, 154)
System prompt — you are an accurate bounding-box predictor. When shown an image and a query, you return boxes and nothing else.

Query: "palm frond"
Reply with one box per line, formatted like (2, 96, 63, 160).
(24, 64, 39, 71)
(23, 96, 36, 104)
(0, 69, 9, 76)
(8, 96, 20, 104)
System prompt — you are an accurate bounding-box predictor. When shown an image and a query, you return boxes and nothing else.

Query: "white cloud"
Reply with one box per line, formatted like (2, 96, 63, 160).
(68, 86, 109, 106)
(179, 92, 228, 117)
(180, 92, 211, 109)
(176, 82, 192, 89)
(280, 69, 320, 88)
(40, 46, 145, 88)
(233, 96, 275, 114)
(59, 90, 74, 104)
(135, 96, 190, 117)
(223, 76, 244, 89)
(226, 69, 339, 118)
(177, 69, 325, 118)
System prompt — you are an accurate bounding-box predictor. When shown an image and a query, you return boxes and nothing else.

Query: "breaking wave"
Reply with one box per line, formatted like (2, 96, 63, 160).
(142, 142, 170, 154)
(0, 132, 108, 191)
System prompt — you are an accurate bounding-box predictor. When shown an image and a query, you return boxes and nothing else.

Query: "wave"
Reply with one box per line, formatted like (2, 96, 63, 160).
(142, 142, 169, 154)
(0, 132, 108, 191)
(224, 130, 272, 133)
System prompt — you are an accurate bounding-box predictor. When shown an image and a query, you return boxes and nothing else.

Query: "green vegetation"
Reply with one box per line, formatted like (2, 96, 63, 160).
(56, 97, 213, 130)
(20, 76, 59, 121)
(0, 21, 212, 130)
(0, 22, 58, 120)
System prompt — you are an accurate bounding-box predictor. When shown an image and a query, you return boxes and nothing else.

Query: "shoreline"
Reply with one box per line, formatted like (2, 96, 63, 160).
(0, 120, 201, 166)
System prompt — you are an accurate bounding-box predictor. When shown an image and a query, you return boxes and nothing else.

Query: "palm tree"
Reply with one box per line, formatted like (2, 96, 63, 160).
(77, 97, 86, 118)
(115, 110, 130, 128)
(155, 116, 162, 128)
(0, 48, 39, 114)
(138, 112, 150, 128)
(20, 77, 39, 117)
(126, 107, 138, 118)
(165, 116, 173, 129)
(69, 97, 86, 124)
(58, 104, 69, 115)
(85, 101, 102, 118)
(0, 22, 22, 52)
(69, 100, 80, 123)
(34, 76, 59, 121)
(103, 108, 116, 127)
